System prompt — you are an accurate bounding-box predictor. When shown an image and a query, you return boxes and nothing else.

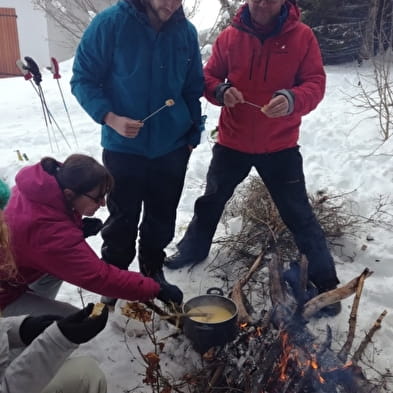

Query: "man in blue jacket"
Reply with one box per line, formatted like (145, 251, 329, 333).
(71, 0, 204, 306)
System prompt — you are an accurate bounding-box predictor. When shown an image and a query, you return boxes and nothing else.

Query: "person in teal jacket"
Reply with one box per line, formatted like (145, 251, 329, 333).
(71, 0, 204, 306)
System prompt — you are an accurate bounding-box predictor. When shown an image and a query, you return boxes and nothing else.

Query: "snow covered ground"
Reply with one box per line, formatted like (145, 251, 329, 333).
(1, 34, 393, 393)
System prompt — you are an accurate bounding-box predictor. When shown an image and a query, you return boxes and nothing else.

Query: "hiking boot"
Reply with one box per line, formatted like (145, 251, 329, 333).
(151, 269, 183, 305)
(164, 251, 204, 270)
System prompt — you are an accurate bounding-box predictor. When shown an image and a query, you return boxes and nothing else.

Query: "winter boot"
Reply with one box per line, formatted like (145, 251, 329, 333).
(164, 250, 205, 270)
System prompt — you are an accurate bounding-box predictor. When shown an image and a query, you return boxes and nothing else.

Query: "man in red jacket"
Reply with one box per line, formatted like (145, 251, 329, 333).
(165, 0, 341, 315)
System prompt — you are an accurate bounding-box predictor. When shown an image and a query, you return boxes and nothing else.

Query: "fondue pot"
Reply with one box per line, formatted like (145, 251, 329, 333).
(182, 288, 238, 353)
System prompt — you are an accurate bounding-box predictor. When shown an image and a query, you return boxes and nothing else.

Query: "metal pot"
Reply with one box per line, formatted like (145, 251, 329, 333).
(182, 288, 238, 353)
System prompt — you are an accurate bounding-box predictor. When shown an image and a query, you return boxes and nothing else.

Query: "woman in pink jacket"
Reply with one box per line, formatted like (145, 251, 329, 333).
(0, 154, 179, 316)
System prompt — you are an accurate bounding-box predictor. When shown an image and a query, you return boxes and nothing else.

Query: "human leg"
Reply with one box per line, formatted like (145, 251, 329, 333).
(138, 146, 190, 274)
(136, 146, 191, 302)
(41, 357, 107, 393)
(165, 144, 251, 269)
(257, 147, 339, 291)
(101, 149, 145, 270)
(28, 274, 63, 300)
(2, 291, 78, 317)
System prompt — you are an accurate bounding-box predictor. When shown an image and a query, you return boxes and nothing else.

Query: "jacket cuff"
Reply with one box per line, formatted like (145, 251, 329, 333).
(274, 89, 295, 115)
(5, 316, 29, 348)
(215, 83, 232, 106)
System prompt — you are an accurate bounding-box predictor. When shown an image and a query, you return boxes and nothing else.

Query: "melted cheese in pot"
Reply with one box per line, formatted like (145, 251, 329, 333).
(188, 305, 233, 323)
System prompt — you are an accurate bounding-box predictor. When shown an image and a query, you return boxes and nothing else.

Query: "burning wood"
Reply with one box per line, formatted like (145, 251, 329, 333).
(193, 253, 387, 393)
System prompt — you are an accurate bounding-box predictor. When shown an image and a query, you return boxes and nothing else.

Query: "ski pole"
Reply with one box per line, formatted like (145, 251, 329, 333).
(16, 59, 54, 152)
(24, 57, 71, 150)
(142, 99, 175, 122)
(48, 57, 78, 147)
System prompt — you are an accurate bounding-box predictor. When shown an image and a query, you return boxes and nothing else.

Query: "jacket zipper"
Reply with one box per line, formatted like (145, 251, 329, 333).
(249, 50, 255, 80)
(264, 51, 270, 82)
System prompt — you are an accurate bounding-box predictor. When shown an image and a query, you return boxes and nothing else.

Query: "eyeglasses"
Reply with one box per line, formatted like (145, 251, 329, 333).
(82, 192, 106, 204)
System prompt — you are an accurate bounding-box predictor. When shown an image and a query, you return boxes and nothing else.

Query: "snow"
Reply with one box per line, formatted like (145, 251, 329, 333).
(1, 28, 393, 393)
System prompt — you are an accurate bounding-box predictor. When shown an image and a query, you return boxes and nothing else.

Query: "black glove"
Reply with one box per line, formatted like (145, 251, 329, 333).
(82, 217, 104, 238)
(24, 56, 42, 85)
(19, 315, 62, 345)
(157, 284, 183, 305)
(57, 303, 108, 344)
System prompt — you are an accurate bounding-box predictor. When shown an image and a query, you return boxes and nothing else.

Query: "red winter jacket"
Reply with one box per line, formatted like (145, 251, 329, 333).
(0, 163, 160, 309)
(204, 2, 326, 154)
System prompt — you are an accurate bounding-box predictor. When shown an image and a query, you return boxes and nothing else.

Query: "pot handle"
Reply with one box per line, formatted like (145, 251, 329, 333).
(206, 287, 224, 296)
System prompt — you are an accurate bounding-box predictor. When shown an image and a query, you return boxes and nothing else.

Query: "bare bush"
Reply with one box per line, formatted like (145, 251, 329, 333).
(216, 176, 360, 269)
(349, 0, 393, 143)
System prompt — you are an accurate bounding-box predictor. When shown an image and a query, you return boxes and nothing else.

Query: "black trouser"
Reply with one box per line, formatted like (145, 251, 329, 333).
(101, 146, 190, 275)
(177, 143, 339, 291)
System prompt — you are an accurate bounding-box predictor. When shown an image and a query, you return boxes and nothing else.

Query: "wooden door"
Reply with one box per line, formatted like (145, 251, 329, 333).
(0, 8, 21, 78)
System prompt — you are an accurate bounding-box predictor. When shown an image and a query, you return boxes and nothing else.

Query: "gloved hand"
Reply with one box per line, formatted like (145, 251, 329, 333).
(57, 303, 108, 344)
(19, 315, 62, 345)
(157, 284, 183, 305)
(82, 217, 104, 238)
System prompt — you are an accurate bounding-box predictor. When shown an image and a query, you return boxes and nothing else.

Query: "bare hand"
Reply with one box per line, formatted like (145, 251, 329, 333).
(262, 95, 289, 118)
(104, 112, 143, 138)
(223, 87, 244, 108)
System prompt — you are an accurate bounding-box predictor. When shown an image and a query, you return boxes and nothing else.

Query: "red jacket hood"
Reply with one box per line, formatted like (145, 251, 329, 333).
(232, 1, 300, 37)
(14, 162, 74, 218)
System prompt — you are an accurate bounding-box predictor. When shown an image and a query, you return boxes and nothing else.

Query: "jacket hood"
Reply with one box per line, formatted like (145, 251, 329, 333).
(14, 163, 68, 213)
(232, 1, 300, 39)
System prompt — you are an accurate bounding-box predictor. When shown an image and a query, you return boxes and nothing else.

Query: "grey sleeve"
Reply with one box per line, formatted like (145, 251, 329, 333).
(215, 83, 232, 106)
(0, 322, 78, 393)
(274, 89, 295, 115)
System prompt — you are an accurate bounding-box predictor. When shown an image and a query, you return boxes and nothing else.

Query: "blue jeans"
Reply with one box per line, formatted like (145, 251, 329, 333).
(177, 144, 339, 290)
(101, 146, 191, 274)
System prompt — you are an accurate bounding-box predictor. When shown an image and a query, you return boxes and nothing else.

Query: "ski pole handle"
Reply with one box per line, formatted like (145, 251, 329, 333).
(48, 57, 61, 79)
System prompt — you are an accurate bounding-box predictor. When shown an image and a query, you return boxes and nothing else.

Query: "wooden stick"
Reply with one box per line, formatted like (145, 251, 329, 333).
(269, 252, 286, 305)
(143, 301, 181, 328)
(352, 309, 388, 364)
(231, 251, 265, 324)
(302, 268, 373, 319)
(338, 268, 367, 362)
(160, 312, 212, 320)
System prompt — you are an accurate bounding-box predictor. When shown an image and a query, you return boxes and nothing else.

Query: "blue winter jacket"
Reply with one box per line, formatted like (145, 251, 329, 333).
(71, 0, 204, 158)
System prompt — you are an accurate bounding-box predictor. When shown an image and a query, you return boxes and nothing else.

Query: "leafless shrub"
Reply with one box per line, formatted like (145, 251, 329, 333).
(220, 177, 358, 257)
(349, 0, 393, 143)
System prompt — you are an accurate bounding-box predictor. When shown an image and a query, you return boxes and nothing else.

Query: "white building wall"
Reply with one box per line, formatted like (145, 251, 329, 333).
(0, 0, 50, 67)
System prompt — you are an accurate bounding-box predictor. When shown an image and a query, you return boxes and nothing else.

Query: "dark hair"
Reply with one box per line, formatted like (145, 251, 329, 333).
(41, 154, 114, 197)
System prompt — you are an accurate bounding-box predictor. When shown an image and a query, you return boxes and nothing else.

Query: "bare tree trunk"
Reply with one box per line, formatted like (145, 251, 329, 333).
(360, 0, 380, 59)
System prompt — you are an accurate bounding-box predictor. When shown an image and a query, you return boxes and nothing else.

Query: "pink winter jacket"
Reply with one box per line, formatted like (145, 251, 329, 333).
(0, 163, 160, 309)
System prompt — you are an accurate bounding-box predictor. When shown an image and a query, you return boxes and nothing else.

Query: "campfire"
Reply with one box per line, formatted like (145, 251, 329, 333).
(188, 253, 388, 393)
(119, 252, 388, 393)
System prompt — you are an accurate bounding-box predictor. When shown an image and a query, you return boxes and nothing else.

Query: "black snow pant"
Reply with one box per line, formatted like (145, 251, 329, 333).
(101, 146, 190, 275)
(177, 143, 339, 291)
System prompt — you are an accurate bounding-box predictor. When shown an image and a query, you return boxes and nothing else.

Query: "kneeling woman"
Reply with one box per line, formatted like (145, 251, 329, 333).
(0, 154, 177, 316)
